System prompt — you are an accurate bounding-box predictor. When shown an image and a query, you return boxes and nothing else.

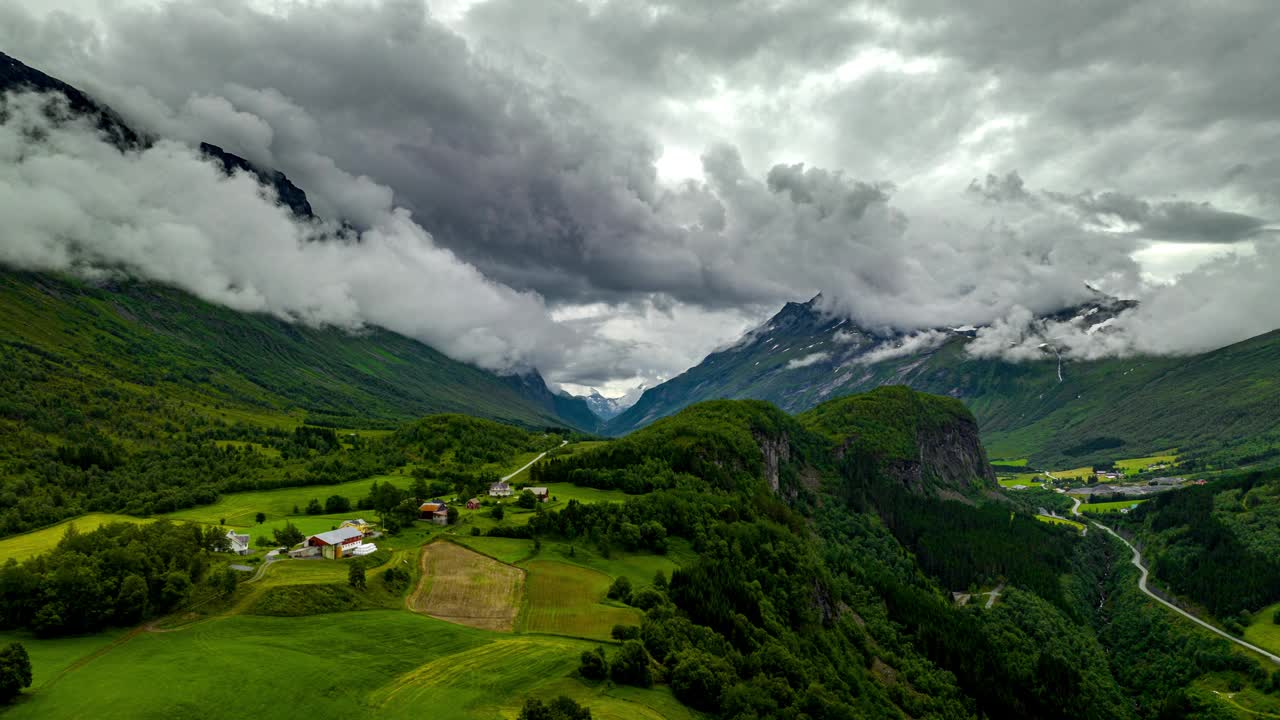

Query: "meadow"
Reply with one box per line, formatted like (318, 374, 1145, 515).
(1244, 602, 1280, 657)
(1115, 451, 1178, 474)
(1034, 515, 1085, 532)
(0, 514, 150, 563)
(1079, 499, 1148, 514)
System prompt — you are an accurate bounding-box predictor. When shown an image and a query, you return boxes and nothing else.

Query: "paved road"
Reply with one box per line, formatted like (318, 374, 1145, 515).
(501, 440, 568, 482)
(1071, 502, 1280, 664)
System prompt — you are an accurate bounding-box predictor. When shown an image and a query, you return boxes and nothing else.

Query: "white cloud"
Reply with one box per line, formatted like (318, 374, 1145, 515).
(786, 352, 830, 369)
(856, 331, 949, 365)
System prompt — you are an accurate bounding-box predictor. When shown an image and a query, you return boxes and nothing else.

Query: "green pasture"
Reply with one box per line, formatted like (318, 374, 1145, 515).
(1034, 515, 1085, 532)
(0, 514, 151, 563)
(522, 560, 642, 640)
(1244, 602, 1280, 657)
(1079, 499, 1147, 514)
(163, 474, 411, 528)
(1115, 452, 1178, 474)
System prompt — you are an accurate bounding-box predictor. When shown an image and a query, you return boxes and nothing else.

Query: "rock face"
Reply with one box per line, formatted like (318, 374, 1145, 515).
(871, 413, 995, 494)
(756, 432, 793, 493)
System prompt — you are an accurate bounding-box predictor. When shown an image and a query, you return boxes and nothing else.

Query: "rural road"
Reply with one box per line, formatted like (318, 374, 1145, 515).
(985, 582, 1005, 609)
(500, 440, 568, 482)
(1071, 502, 1280, 665)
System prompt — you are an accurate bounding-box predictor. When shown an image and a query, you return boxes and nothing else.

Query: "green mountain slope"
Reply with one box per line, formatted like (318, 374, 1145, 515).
(608, 297, 1280, 469)
(0, 270, 596, 433)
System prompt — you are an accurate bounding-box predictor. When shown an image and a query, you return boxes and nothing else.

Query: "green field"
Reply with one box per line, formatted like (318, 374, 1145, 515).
(1034, 515, 1085, 532)
(0, 612, 691, 719)
(164, 474, 408, 528)
(1079, 499, 1147, 514)
(522, 560, 642, 640)
(0, 514, 151, 563)
(998, 472, 1045, 488)
(1243, 602, 1280, 657)
(1115, 452, 1178, 474)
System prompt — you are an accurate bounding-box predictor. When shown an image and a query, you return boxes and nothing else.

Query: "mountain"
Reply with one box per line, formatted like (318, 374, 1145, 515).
(577, 385, 644, 421)
(609, 294, 1280, 469)
(0, 52, 599, 435)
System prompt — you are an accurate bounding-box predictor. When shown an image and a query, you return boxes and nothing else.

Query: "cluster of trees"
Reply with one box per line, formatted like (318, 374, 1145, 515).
(391, 414, 562, 467)
(517, 696, 591, 720)
(0, 521, 233, 636)
(1131, 471, 1280, 617)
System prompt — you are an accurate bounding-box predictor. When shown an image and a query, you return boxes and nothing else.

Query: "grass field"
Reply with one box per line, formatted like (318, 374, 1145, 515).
(0, 628, 131, 689)
(1079, 499, 1148, 514)
(4, 610, 695, 719)
(1244, 602, 1280, 657)
(522, 560, 641, 640)
(163, 473, 411, 528)
(0, 514, 151, 563)
(1035, 515, 1085, 532)
(1115, 452, 1178, 474)
(998, 472, 1045, 488)
(1046, 466, 1094, 481)
(410, 542, 524, 631)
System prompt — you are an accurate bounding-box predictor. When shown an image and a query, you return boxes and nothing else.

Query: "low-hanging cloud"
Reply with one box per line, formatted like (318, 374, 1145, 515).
(856, 331, 950, 365)
(0, 91, 571, 373)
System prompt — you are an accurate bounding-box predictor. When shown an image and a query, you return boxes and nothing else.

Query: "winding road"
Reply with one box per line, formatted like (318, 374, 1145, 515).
(1070, 499, 1280, 665)
(500, 440, 568, 482)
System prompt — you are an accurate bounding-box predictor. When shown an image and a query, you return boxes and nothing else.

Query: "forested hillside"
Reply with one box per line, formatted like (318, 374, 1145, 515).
(522, 389, 1274, 718)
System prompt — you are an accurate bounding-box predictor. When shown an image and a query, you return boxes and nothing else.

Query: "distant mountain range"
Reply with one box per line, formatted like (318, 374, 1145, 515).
(575, 386, 645, 421)
(607, 294, 1280, 469)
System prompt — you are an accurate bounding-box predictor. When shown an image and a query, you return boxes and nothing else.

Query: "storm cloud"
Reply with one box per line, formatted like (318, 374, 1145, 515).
(2, 0, 1280, 391)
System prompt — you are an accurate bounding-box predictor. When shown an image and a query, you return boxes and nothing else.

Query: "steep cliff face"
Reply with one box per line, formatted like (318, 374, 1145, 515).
(801, 386, 995, 494)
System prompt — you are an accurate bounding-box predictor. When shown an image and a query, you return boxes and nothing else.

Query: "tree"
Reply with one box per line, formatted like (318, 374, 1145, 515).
(216, 566, 239, 596)
(447, 506, 460, 525)
(670, 649, 734, 712)
(325, 495, 351, 514)
(305, 499, 323, 515)
(607, 576, 632, 604)
(255, 512, 266, 524)
(349, 561, 366, 590)
(518, 696, 592, 720)
(160, 570, 192, 610)
(490, 505, 505, 521)
(610, 624, 640, 641)
(610, 640, 652, 687)
(517, 490, 538, 509)
(579, 647, 609, 680)
(115, 574, 149, 623)
(1273, 608, 1280, 625)
(0, 643, 32, 702)
(409, 476, 429, 500)
(273, 522, 305, 549)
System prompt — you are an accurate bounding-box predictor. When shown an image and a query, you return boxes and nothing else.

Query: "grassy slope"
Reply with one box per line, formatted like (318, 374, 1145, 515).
(0, 514, 150, 563)
(0, 270, 590, 435)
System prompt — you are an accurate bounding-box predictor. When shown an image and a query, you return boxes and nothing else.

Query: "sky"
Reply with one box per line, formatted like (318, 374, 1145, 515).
(1, 0, 1278, 397)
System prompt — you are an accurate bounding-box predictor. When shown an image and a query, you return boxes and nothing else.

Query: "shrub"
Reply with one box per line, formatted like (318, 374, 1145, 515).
(630, 587, 665, 610)
(606, 576, 632, 604)
(305, 499, 323, 515)
(671, 649, 734, 712)
(0, 643, 32, 702)
(517, 695, 592, 720)
(490, 505, 505, 520)
(325, 495, 351, 514)
(610, 624, 640, 641)
(610, 640, 652, 687)
(578, 647, 608, 680)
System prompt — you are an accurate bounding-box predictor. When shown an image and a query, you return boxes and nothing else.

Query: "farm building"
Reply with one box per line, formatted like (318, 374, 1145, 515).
(488, 481, 513, 497)
(419, 501, 449, 525)
(340, 518, 373, 533)
(303, 526, 364, 559)
(225, 530, 250, 555)
(466, 498, 481, 510)
(526, 487, 550, 502)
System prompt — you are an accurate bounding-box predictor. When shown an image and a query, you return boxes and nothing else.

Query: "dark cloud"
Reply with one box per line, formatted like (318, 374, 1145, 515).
(3, 0, 1280, 389)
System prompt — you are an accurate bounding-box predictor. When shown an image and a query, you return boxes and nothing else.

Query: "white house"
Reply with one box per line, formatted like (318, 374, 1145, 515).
(488, 480, 513, 497)
(225, 530, 251, 555)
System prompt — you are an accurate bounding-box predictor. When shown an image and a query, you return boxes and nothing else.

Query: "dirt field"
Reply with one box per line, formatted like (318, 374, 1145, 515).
(409, 541, 524, 631)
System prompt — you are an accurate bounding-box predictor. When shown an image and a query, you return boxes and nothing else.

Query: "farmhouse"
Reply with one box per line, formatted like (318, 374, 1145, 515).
(225, 530, 250, 555)
(488, 481, 513, 497)
(466, 498, 481, 510)
(419, 501, 449, 525)
(304, 526, 364, 559)
(526, 487, 549, 502)
(340, 518, 373, 534)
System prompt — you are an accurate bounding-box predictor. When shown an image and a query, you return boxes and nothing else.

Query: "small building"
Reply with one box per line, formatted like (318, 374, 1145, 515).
(419, 501, 449, 525)
(466, 498, 481, 510)
(526, 487, 550, 502)
(488, 481, 513, 497)
(306, 527, 364, 560)
(340, 518, 373, 534)
(225, 530, 250, 555)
